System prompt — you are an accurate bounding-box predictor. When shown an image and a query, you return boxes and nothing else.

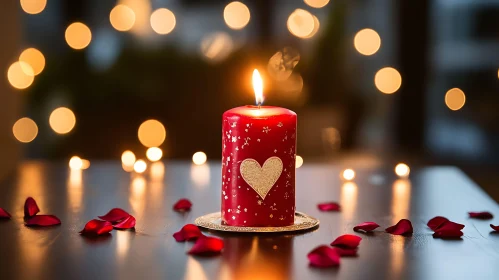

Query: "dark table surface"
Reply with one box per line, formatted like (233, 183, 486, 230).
(0, 161, 498, 280)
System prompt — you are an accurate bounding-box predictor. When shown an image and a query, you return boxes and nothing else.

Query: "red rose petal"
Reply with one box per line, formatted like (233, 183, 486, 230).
(433, 229, 463, 239)
(468, 211, 493, 220)
(0, 208, 11, 219)
(353, 222, 379, 232)
(385, 219, 413, 235)
(24, 197, 40, 218)
(317, 202, 341, 212)
(334, 247, 358, 257)
(427, 216, 449, 231)
(98, 208, 130, 222)
(173, 199, 192, 212)
(173, 224, 203, 242)
(490, 224, 499, 231)
(188, 235, 224, 255)
(80, 219, 114, 236)
(113, 215, 136, 229)
(330, 234, 362, 248)
(25, 215, 61, 227)
(436, 221, 465, 231)
(307, 245, 341, 267)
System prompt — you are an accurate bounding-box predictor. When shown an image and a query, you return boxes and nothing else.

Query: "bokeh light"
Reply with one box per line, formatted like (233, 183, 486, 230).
(134, 159, 147, 173)
(110, 4, 136, 32)
(146, 147, 163, 162)
(296, 155, 303, 168)
(65, 22, 92, 50)
(7, 61, 34, 90)
(354, 28, 381, 56)
(445, 88, 466, 111)
(12, 117, 38, 143)
(20, 0, 46, 14)
(287, 9, 315, 39)
(200, 32, 234, 63)
(81, 159, 91, 170)
(223, 1, 251, 30)
(375, 67, 402, 94)
(49, 107, 76, 134)
(119, 0, 151, 36)
(121, 150, 136, 168)
(395, 163, 410, 178)
(19, 48, 45, 76)
(69, 156, 83, 170)
(192, 152, 207, 165)
(138, 119, 166, 148)
(304, 0, 330, 8)
(150, 8, 176, 35)
(303, 15, 320, 39)
(342, 169, 356, 181)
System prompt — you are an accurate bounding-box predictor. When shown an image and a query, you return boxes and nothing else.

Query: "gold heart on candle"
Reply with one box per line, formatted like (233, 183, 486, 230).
(240, 156, 283, 200)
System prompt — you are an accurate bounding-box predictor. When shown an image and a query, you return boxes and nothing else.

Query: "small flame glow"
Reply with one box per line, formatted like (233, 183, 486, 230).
(252, 69, 264, 106)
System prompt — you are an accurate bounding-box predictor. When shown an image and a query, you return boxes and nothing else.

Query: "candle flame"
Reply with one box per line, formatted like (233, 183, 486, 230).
(252, 69, 264, 106)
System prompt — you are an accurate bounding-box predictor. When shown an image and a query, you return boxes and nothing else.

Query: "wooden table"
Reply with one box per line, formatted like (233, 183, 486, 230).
(0, 161, 498, 280)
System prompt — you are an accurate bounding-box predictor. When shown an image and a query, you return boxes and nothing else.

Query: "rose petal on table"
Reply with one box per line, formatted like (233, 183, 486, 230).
(113, 215, 136, 230)
(24, 197, 40, 218)
(334, 247, 358, 257)
(0, 208, 11, 219)
(353, 222, 379, 232)
(307, 245, 341, 267)
(79, 219, 114, 236)
(98, 208, 130, 222)
(427, 216, 449, 231)
(173, 224, 203, 242)
(317, 202, 341, 212)
(330, 234, 362, 248)
(433, 229, 463, 239)
(25, 215, 61, 227)
(173, 199, 192, 212)
(188, 235, 224, 255)
(490, 224, 499, 231)
(385, 219, 413, 235)
(436, 221, 465, 231)
(468, 212, 493, 220)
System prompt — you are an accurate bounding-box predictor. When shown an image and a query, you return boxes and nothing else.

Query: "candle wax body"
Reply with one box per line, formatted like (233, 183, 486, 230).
(221, 106, 297, 227)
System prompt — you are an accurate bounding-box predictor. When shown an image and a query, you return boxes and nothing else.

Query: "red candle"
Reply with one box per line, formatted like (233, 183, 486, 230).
(221, 70, 297, 227)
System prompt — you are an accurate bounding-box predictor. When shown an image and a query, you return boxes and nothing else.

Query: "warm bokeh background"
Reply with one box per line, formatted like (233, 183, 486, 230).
(3, 0, 499, 198)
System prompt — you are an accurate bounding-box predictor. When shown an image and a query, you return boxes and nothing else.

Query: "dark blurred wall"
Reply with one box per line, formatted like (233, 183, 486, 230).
(0, 1, 22, 179)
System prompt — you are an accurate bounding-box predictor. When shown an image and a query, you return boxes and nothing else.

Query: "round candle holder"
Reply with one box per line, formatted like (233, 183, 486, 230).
(195, 211, 319, 233)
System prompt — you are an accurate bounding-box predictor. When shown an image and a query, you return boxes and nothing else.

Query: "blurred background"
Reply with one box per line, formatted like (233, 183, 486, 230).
(2, 0, 499, 198)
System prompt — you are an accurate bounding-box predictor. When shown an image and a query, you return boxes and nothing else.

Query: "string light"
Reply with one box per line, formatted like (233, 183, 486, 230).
(12, 117, 38, 143)
(395, 163, 410, 178)
(7, 61, 34, 90)
(223, 1, 251, 30)
(304, 0, 330, 8)
(192, 152, 207, 165)
(20, 0, 46, 14)
(354, 28, 381, 56)
(110, 4, 136, 31)
(445, 88, 466, 111)
(65, 22, 92, 50)
(342, 169, 355, 181)
(134, 160, 147, 173)
(296, 155, 303, 168)
(138, 119, 166, 148)
(150, 8, 176, 35)
(121, 150, 136, 168)
(49, 107, 76, 134)
(375, 67, 402, 94)
(287, 9, 315, 39)
(69, 156, 83, 170)
(146, 147, 163, 162)
(19, 48, 45, 75)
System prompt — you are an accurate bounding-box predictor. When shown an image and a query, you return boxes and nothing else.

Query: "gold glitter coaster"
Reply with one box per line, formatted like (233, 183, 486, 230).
(194, 211, 319, 233)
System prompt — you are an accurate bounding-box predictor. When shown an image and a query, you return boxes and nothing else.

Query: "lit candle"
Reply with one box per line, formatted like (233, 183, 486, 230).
(221, 70, 297, 227)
